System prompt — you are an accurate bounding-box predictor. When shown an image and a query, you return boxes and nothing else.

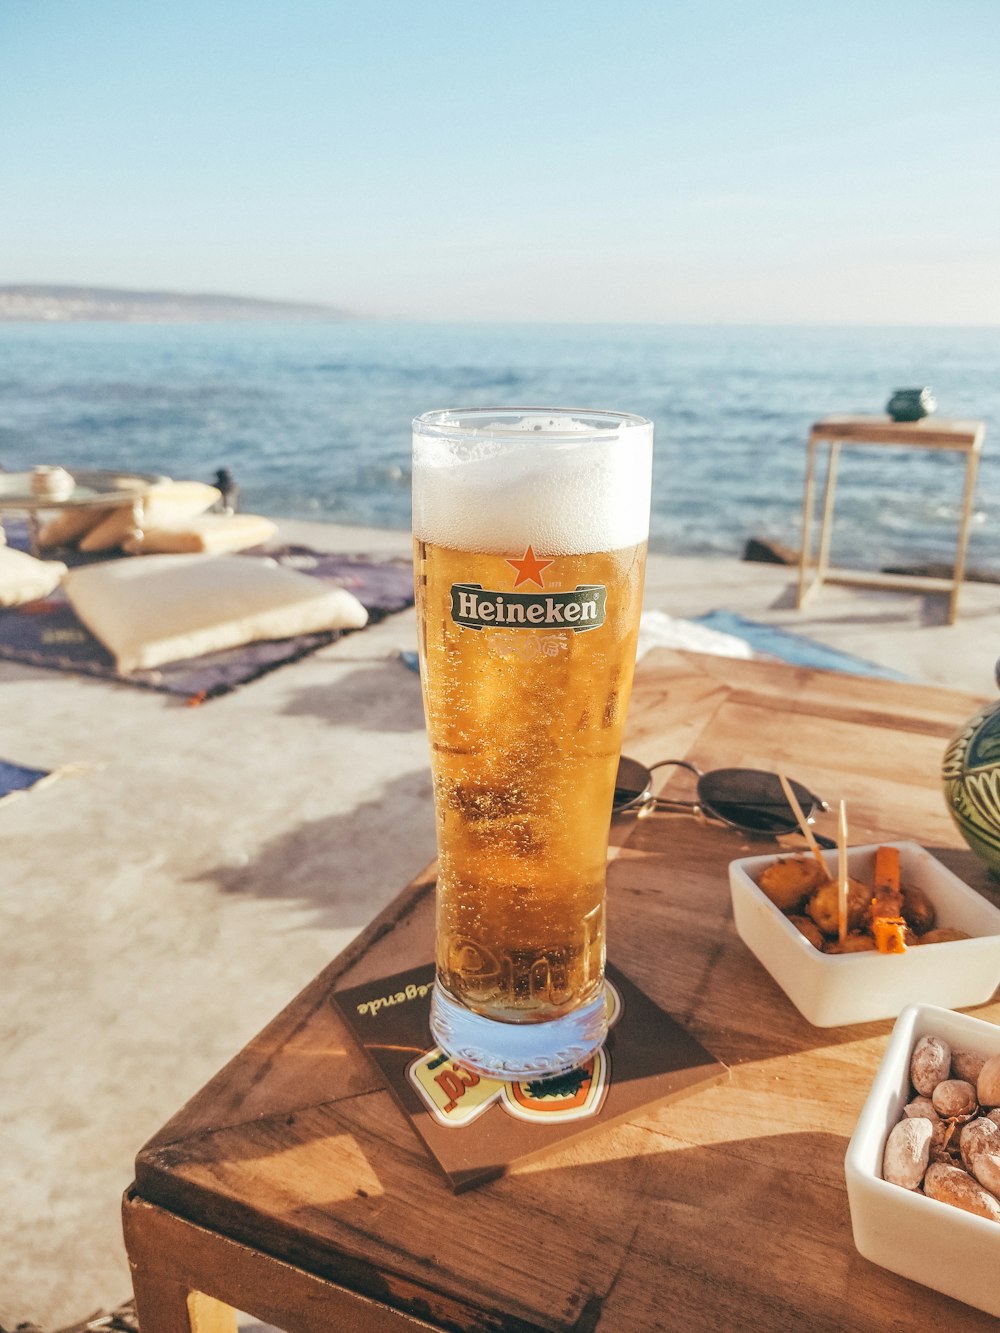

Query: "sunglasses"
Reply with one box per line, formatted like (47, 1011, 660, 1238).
(613, 756, 833, 845)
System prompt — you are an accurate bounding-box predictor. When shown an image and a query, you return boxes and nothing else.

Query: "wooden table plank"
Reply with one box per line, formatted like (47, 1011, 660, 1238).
(809, 414, 984, 450)
(133, 650, 1000, 1331)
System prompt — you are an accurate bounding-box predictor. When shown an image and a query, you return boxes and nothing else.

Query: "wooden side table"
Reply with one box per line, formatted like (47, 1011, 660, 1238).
(796, 414, 985, 625)
(121, 651, 1000, 1332)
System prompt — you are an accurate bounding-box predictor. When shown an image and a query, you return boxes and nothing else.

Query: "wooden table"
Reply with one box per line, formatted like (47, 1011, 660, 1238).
(796, 414, 985, 625)
(123, 650, 1000, 1332)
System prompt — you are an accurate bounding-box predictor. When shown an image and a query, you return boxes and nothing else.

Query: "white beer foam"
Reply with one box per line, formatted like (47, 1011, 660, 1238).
(413, 431, 652, 555)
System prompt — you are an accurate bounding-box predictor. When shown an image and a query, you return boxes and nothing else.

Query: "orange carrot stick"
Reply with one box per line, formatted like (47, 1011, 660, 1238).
(872, 845, 903, 918)
(871, 844, 906, 953)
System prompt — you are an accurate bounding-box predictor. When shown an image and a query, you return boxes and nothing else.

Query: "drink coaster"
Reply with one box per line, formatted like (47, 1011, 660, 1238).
(333, 961, 728, 1191)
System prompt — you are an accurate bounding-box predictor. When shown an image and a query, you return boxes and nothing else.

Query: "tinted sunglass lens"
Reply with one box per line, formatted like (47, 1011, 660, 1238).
(613, 756, 652, 812)
(698, 770, 810, 834)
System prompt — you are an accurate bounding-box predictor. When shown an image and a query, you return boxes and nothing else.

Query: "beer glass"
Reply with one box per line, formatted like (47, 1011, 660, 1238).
(412, 407, 653, 1080)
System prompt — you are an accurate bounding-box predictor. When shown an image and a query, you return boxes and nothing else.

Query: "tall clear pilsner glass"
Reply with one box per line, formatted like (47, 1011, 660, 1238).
(412, 408, 653, 1080)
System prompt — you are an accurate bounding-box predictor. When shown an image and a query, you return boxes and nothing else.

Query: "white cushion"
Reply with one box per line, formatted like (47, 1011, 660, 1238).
(0, 547, 67, 607)
(144, 480, 221, 519)
(62, 554, 368, 673)
(122, 513, 277, 555)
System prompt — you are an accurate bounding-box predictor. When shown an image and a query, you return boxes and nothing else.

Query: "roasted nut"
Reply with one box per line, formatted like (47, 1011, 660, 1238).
(977, 1053, 1000, 1107)
(919, 927, 972, 944)
(972, 1151, 1000, 1199)
(786, 914, 825, 950)
(757, 857, 826, 911)
(806, 876, 871, 936)
(824, 932, 877, 954)
(952, 1049, 988, 1084)
(987, 1109, 1000, 1129)
(960, 1117, 1000, 1172)
(931, 1079, 978, 1120)
(923, 1161, 1000, 1221)
(911, 1035, 952, 1097)
(900, 884, 936, 935)
(904, 1096, 941, 1122)
(883, 1116, 934, 1189)
(904, 1096, 948, 1148)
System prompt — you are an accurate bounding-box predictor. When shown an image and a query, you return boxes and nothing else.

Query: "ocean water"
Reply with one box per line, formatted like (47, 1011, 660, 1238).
(1, 321, 998, 572)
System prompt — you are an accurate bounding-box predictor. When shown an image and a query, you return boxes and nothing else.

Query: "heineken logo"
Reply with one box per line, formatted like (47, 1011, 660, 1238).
(450, 583, 607, 632)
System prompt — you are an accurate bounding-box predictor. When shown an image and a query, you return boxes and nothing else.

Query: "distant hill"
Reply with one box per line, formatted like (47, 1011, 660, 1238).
(0, 284, 357, 323)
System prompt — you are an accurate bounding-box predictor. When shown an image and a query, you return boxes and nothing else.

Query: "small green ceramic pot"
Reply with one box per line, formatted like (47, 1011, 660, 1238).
(943, 690, 1000, 878)
(887, 387, 937, 422)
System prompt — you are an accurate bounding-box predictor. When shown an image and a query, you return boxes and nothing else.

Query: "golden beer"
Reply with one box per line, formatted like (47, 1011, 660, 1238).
(413, 408, 652, 1078)
(416, 538, 646, 1021)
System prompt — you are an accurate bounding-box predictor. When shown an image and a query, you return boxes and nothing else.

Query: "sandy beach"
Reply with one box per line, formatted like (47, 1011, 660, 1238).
(3, 518, 1000, 1329)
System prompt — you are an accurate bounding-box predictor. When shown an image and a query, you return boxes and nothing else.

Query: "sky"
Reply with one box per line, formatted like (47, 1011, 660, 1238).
(1, 0, 999, 323)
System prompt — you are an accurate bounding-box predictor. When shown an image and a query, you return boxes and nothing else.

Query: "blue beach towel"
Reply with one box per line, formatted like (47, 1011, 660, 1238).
(693, 611, 914, 682)
(0, 759, 52, 802)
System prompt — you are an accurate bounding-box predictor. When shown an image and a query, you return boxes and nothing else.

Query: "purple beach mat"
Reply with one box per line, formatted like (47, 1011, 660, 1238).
(0, 525, 415, 701)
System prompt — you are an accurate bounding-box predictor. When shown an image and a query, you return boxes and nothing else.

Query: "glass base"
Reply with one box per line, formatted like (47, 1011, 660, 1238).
(429, 982, 608, 1082)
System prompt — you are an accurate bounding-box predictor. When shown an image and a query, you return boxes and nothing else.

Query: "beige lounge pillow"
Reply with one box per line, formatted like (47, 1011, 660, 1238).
(78, 502, 144, 552)
(0, 547, 67, 607)
(62, 554, 368, 673)
(37, 505, 114, 548)
(122, 513, 277, 556)
(78, 481, 222, 553)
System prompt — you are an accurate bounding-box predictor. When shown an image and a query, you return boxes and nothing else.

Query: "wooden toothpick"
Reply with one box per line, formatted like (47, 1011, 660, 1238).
(777, 771, 826, 872)
(837, 799, 849, 945)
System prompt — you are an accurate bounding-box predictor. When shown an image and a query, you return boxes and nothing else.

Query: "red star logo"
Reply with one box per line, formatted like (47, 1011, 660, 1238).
(506, 545, 554, 589)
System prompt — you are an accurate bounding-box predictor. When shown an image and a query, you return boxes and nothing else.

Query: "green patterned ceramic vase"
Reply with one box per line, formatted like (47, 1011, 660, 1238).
(887, 387, 937, 422)
(943, 691, 1000, 878)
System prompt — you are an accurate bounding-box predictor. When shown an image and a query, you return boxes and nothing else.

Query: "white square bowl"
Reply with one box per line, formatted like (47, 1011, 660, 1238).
(845, 1003, 1000, 1315)
(729, 840, 1000, 1027)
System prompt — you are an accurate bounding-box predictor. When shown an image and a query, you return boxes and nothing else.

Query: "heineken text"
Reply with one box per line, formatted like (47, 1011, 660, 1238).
(450, 584, 607, 632)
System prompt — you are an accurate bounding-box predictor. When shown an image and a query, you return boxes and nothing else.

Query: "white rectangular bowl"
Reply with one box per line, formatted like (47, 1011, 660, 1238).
(729, 840, 1000, 1027)
(845, 1003, 1000, 1315)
